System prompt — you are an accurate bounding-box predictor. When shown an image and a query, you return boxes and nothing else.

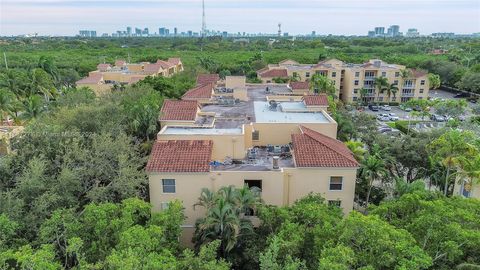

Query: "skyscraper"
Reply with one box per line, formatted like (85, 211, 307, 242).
(159, 27, 166, 36)
(374, 27, 385, 36)
(174, 27, 178, 36)
(126, 26, 132, 36)
(388, 25, 400, 37)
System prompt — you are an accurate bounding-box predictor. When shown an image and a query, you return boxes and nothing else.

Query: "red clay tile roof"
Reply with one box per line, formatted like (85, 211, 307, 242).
(410, 69, 428, 78)
(129, 76, 145, 84)
(168, 58, 182, 65)
(160, 100, 198, 121)
(144, 63, 162, 74)
(290, 81, 310, 90)
(115, 60, 126, 67)
(76, 73, 103, 84)
(303, 95, 328, 106)
(259, 69, 288, 78)
(197, 74, 220, 85)
(97, 63, 111, 71)
(182, 83, 214, 99)
(292, 126, 359, 168)
(146, 140, 213, 172)
(156, 60, 175, 69)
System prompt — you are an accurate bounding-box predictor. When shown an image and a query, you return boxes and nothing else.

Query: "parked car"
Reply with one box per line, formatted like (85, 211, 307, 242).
(454, 92, 470, 98)
(400, 105, 412, 112)
(388, 113, 399, 121)
(368, 105, 379, 111)
(381, 105, 391, 111)
(430, 114, 446, 122)
(377, 113, 390, 121)
(413, 105, 422, 112)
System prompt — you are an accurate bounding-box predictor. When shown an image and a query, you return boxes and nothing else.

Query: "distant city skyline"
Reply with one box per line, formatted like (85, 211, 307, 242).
(1, 0, 479, 36)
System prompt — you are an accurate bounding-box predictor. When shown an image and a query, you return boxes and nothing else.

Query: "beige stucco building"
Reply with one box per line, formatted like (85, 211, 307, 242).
(454, 178, 480, 199)
(147, 75, 359, 245)
(257, 59, 430, 104)
(76, 58, 183, 95)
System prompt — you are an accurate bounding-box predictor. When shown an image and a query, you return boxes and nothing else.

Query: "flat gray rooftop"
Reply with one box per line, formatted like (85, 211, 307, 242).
(162, 127, 243, 135)
(254, 101, 329, 123)
(211, 147, 295, 171)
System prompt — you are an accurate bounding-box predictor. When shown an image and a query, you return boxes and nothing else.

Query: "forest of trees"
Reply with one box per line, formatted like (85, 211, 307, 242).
(0, 37, 479, 269)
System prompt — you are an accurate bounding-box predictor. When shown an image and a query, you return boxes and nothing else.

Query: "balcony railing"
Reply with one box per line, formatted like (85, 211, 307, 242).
(402, 85, 415, 89)
(401, 92, 415, 97)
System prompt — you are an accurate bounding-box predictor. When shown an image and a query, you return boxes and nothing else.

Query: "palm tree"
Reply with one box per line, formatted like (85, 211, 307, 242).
(428, 130, 478, 196)
(374, 76, 388, 104)
(0, 89, 14, 123)
(193, 186, 261, 256)
(310, 73, 336, 98)
(359, 87, 369, 105)
(22, 95, 44, 120)
(360, 154, 387, 210)
(381, 83, 399, 103)
(457, 155, 480, 196)
(345, 141, 366, 162)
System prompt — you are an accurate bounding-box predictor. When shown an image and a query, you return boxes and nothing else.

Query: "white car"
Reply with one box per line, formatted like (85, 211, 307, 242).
(381, 105, 392, 111)
(377, 113, 390, 121)
(388, 113, 399, 121)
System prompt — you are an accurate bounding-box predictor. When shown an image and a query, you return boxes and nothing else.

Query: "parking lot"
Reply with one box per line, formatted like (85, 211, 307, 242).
(361, 89, 477, 123)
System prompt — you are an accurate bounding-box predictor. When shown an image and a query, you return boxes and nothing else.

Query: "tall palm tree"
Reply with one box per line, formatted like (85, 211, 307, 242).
(381, 83, 399, 103)
(374, 76, 388, 104)
(22, 95, 44, 120)
(428, 130, 477, 196)
(359, 87, 369, 105)
(310, 73, 336, 98)
(0, 89, 14, 123)
(360, 154, 387, 210)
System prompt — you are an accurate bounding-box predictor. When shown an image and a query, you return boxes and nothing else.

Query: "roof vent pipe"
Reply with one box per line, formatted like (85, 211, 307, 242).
(273, 156, 280, 170)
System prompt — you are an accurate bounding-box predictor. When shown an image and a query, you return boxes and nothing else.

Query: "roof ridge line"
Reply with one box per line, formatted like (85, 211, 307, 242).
(299, 126, 359, 165)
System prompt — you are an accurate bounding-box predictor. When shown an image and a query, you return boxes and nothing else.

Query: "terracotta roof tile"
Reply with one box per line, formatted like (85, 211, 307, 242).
(97, 63, 112, 71)
(410, 69, 428, 78)
(146, 140, 213, 172)
(197, 74, 220, 85)
(156, 60, 175, 69)
(258, 69, 288, 78)
(303, 95, 329, 106)
(160, 100, 198, 121)
(76, 73, 103, 84)
(144, 63, 162, 74)
(115, 60, 126, 67)
(168, 58, 182, 65)
(182, 83, 214, 99)
(290, 81, 310, 90)
(292, 126, 359, 168)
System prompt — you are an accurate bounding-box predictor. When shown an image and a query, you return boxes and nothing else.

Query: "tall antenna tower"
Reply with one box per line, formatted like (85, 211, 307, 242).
(278, 23, 282, 37)
(201, 0, 207, 38)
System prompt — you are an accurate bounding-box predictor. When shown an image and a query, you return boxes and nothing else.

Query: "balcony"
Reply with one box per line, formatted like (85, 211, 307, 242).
(402, 85, 415, 89)
(402, 92, 415, 97)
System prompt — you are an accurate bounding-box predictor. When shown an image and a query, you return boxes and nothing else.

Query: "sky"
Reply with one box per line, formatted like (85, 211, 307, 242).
(1, 0, 479, 36)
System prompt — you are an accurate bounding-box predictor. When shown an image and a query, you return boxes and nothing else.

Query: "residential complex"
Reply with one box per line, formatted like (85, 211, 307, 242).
(76, 58, 183, 95)
(454, 179, 480, 199)
(146, 74, 359, 245)
(257, 59, 430, 104)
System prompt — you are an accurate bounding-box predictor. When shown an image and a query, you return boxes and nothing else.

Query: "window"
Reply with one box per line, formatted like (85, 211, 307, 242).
(355, 72, 360, 77)
(421, 80, 425, 85)
(244, 180, 262, 216)
(332, 80, 336, 85)
(162, 179, 176, 193)
(354, 80, 359, 86)
(381, 71, 386, 77)
(244, 180, 262, 191)
(332, 72, 337, 77)
(418, 97, 423, 99)
(394, 80, 398, 85)
(353, 97, 358, 101)
(353, 89, 358, 94)
(328, 200, 342, 207)
(378, 97, 383, 102)
(419, 89, 424, 93)
(395, 72, 400, 77)
(305, 72, 310, 78)
(252, 130, 260, 140)
(329, 176, 343, 191)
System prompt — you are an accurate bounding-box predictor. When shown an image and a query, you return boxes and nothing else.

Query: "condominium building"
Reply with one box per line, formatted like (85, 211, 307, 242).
(454, 179, 480, 199)
(147, 74, 359, 245)
(257, 59, 430, 104)
(76, 58, 184, 95)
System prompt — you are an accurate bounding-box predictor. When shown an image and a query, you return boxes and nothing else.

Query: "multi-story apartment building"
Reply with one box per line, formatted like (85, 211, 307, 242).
(147, 74, 359, 245)
(257, 59, 430, 104)
(454, 179, 480, 199)
(76, 58, 183, 95)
